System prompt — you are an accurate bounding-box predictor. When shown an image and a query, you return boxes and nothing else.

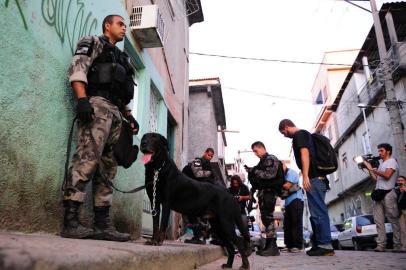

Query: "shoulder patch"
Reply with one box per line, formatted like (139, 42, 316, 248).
(74, 36, 94, 56)
(193, 159, 202, 166)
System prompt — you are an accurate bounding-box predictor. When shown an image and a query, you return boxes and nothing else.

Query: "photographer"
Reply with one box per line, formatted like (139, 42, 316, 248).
(227, 175, 251, 228)
(395, 176, 406, 252)
(245, 141, 283, 256)
(363, 143, 401, 252)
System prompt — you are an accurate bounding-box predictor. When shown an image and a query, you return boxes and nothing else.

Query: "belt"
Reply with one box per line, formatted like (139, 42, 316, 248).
(88, 90, 124, 109)
(316, 176, 327, 180)
(89, 90, 111, 99)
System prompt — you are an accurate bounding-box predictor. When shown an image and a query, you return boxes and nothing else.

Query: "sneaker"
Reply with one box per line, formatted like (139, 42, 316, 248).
(306, 247, 335, 256)
(374, 246, 385, 252)
(288, 247, 302, 253)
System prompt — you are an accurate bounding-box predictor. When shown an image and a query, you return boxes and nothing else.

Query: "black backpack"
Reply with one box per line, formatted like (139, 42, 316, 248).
(310, 133, 338, 175)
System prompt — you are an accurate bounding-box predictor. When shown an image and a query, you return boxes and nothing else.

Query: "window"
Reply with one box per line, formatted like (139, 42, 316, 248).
(149, 87, 160, 132)
(315, 91, 323, 104)
(356, 215, 374, 226)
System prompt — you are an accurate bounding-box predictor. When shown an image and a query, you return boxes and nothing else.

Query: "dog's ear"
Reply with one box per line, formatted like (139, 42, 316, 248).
(159, 135, 170, 152)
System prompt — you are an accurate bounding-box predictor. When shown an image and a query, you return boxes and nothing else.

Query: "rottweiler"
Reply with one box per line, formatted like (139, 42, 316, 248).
(140, 133, 251, 270)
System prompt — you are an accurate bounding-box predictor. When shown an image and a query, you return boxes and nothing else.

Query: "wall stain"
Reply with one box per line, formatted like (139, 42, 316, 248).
(41, 0, 98, 54)
(4, 0, 28, 30)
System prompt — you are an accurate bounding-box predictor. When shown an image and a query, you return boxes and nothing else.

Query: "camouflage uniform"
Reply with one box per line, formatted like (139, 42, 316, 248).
(250, 153, 281, 256)
(64, 36, 122, 207)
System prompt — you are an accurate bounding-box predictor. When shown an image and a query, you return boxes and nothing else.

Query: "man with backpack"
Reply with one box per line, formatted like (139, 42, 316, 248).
(245, 141, 284, 256)
(279, 119, 335, 256)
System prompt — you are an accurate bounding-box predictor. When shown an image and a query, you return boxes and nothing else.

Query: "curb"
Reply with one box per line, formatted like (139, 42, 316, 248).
(0, 232, 223, 270)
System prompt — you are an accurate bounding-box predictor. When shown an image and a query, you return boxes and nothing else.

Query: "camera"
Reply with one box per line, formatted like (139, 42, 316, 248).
(234, 195, 241, 201)
(353, 154, 380, 169)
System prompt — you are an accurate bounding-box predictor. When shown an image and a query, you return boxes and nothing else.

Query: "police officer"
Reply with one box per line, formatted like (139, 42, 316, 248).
(61, 15, 136, 242)
(184, 148, 216, 244)
(246, 141, 283, 256)
(190, 148, 216, 183)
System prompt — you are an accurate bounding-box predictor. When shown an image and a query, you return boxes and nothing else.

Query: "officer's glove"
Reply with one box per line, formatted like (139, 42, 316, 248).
(76, 97, 94, 123)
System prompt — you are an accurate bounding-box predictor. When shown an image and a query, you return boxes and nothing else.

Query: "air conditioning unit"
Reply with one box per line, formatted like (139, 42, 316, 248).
(130, 5, 164, 48)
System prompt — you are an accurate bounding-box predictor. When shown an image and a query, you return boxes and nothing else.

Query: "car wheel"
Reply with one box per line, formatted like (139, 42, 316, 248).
(352, 239, 362, 251)
(332, 240, 339, 250)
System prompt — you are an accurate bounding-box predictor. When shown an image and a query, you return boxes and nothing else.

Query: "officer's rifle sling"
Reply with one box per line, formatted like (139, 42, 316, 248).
(63, 117, 148, 194)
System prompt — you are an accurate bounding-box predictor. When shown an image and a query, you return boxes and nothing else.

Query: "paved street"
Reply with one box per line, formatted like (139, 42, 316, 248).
(198, 250, 406, 270)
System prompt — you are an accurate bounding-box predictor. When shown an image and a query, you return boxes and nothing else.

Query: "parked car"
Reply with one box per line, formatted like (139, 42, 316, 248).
(330, 224, 344, 250)
(337, 215, 393, 250)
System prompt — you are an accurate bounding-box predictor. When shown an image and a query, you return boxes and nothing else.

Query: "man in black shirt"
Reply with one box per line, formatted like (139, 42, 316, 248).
(279, 119, 334, 256)
(228, 175, 251, 225)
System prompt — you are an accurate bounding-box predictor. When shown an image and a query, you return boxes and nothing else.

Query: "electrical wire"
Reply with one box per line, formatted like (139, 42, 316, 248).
(223, 86, 314, 103)
(190, 52, 354, 66)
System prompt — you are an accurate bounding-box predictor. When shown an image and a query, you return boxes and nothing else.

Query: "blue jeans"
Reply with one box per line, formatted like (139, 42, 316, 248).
(306, 178, 332, 247)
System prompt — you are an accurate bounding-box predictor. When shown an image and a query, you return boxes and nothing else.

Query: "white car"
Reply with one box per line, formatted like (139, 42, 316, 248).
(337, 214, 393, 250)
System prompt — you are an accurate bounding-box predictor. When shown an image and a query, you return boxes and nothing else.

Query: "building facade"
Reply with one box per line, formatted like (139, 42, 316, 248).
(325, 3, 406, 224)
(0, 0, 203, 238)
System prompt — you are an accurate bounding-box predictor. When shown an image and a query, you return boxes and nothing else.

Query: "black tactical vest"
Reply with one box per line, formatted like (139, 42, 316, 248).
(87, 36, 135, 109)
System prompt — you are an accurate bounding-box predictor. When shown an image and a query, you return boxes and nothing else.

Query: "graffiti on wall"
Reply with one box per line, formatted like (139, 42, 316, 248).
(5, 0, 28, 30)
(41, 0, 98, 54)
(346, 194, 363, 217)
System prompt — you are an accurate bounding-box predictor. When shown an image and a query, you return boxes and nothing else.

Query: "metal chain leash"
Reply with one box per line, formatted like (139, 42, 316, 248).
(151, 170, 159, 216)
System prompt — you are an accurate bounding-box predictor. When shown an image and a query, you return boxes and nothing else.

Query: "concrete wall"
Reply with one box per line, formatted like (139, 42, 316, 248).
(0, 0, 145, 235)
(187, 90, 219, 162)
(0, 0, 192, 238)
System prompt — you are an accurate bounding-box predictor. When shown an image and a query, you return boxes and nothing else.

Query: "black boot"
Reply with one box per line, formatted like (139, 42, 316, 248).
(93, 206, 131, 242)
(61, 200, 95, 239)
(256, 238, 280, 256)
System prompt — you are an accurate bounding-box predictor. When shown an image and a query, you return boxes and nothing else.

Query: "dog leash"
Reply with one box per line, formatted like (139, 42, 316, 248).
(63, 117, 146, 194)
(150, 161, 166, 216)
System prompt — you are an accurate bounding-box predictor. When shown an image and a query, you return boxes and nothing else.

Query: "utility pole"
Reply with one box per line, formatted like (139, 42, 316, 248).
(368, 0, 406, 174)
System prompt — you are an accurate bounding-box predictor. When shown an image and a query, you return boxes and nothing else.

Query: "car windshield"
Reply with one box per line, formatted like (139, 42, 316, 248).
(356, 215, 374, 226)
(330, 225, 338, 232)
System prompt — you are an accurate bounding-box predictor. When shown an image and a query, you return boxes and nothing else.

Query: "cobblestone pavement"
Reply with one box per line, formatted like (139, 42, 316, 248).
(198, 249, 406, 270)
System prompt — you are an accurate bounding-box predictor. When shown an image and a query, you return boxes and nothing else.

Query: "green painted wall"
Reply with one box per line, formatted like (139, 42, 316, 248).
(0, 0, 150, 236)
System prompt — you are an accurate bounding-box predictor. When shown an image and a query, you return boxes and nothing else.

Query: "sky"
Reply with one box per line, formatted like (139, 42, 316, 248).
(189, 0, 389, 167)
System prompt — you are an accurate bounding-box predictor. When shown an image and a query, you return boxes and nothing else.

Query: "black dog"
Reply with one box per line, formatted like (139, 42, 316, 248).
(140, 133, 251, 270)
